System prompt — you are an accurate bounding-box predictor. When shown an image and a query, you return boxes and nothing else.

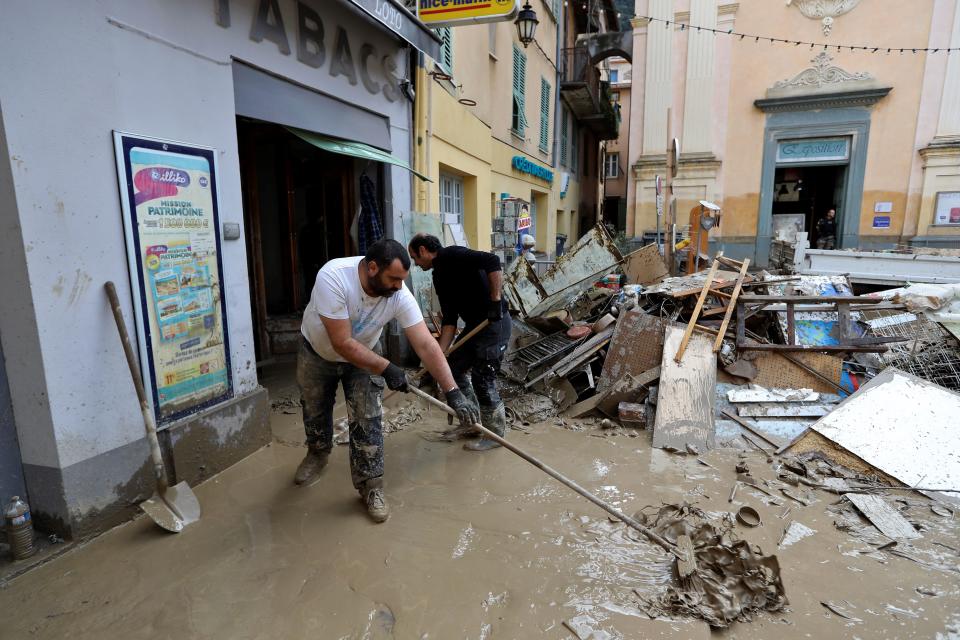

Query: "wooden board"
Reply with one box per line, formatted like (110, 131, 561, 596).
(727, 387, 821, 403)
(652, 324, 717, 451)
(737, 404, 833, 418)
(623, 243, 669, 285)
(596, 311, 664, 394)
(750, 351, 843, 394)
(845, 493, 921, 540)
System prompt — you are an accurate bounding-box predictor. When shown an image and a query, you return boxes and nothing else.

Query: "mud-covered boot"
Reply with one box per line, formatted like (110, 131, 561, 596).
(361, 478, 390, 523)
(294, 446, 329, 486)
(464, 404, 506, 452)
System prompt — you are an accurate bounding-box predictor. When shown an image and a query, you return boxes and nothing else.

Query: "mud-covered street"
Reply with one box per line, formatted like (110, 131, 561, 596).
(2, 369, 957, 639)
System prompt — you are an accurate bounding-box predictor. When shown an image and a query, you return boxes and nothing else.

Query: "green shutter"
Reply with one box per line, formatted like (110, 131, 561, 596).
(437, 27, 453, 74)
(560, 106, 568, 166)
(512, 45, 527, 134)
(571, 120, 579, 173)
(539, 78, 551, 152)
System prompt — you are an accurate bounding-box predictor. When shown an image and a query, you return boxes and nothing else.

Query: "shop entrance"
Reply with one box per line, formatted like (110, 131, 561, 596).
(772, 164, 846, 248)
(237, 119, 356, 361)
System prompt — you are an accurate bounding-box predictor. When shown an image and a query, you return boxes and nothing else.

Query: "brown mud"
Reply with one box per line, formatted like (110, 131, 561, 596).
(1, 374, 957, 638)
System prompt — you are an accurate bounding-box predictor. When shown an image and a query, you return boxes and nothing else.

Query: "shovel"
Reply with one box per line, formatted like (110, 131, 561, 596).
(105, 282, 201, 532)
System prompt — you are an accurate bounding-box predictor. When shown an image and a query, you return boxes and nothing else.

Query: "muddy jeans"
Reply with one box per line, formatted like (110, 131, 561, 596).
(447, 315, 511, 411)
(297, 337, 385, 490)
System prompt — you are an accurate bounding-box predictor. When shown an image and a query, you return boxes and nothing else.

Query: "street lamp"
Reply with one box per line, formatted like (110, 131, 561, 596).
(515, 2, 539, 48)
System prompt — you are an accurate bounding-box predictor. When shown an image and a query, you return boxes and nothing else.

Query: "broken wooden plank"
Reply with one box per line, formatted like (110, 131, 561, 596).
(845, 493, 921, 540)
(618, 401, 647, 425)
(565, 392, 608, 418)
(622, 243, 669, 285)
(675, 256, 723, 363)
(713, 258, 750, 352)
(737, 404, 833, 418)
(675, 534, 697, 579)
(721, 410, 785, 449)
(727, 386, 820, 403)
(653, 324, 716, 451)
(598, 370, 656, 417)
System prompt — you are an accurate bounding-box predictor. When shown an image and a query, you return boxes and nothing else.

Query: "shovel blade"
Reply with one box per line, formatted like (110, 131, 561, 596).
(139, 481, 201, 533)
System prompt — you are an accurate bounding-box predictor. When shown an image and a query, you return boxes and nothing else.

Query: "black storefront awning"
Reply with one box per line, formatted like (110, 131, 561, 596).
(339, 0, 441, 59)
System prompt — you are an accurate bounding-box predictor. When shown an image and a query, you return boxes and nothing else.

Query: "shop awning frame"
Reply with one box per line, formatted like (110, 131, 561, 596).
(286, 127, 432, 182)
(339, 0, 441, 59)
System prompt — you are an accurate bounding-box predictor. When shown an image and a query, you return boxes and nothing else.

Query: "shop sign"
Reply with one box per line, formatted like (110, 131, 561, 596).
(113, 133, 233, 426)
(511, 155, 554, 183)
(419, 0, 519, 27)
(776, 137, 849, 164)
(215, 0, 405, 101)
(934, 191, 960, 225)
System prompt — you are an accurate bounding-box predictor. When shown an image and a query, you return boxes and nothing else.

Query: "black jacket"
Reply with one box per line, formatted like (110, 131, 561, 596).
(817, 216, 836, 237)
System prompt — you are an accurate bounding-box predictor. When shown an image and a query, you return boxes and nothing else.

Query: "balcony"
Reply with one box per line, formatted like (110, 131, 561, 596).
(560, 46, 620, 141)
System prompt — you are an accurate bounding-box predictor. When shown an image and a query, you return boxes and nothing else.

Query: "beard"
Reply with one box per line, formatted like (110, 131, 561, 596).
(369, 272, 397, 297)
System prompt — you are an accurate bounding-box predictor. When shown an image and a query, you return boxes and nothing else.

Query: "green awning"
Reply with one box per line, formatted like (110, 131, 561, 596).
(286, 126, 432, 182)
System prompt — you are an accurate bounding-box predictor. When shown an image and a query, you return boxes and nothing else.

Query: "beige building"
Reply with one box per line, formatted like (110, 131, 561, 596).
(602, 57, 632, 232)
(410, 0, 622, 264)
(627, 0, 960, 265)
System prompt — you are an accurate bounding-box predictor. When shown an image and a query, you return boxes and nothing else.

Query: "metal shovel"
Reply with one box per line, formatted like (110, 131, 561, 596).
(105, 282, 201, 532)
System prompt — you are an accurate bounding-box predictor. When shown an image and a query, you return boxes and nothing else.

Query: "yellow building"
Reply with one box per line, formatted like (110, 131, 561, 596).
(627, 0, 960, 264)
(411, 0, 622, 261)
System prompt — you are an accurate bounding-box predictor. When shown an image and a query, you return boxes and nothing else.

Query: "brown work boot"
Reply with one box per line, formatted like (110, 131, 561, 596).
(362, 479, 390, 523)
(294, 447, 329, 486)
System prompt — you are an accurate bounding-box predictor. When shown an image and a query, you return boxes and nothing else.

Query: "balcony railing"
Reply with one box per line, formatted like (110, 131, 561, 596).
(559, 46, 620, 140)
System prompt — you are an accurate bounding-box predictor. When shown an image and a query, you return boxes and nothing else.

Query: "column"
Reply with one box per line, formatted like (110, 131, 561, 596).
(642, 0, 674, 154)
(935, 2, 960, 139)
(682, 0, 718, 153)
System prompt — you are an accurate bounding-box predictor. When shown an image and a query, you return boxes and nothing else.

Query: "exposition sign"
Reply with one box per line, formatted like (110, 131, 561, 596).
(113, 133, 232, 425)
(419, 0, 519, 27)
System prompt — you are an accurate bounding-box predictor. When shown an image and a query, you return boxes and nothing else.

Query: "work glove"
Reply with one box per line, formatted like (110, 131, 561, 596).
(445, 388, 481, 430)
(381, 362, 409, 392)
(487, 299, 503, 321)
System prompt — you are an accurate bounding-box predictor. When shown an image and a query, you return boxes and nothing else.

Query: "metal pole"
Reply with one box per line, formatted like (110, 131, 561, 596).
(663, 107, 674, 275)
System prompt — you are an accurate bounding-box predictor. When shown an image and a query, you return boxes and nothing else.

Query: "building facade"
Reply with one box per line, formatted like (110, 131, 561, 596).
(0, 0, 438, 538)
(627, 0, 960, 265)
(602, 57, 633, 232)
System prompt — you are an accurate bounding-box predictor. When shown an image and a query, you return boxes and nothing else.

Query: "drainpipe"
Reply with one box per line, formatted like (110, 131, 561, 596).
(552, 2, 565, 232)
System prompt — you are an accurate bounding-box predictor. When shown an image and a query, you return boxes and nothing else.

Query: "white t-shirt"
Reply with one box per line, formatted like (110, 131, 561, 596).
(301, 256, 423, 362)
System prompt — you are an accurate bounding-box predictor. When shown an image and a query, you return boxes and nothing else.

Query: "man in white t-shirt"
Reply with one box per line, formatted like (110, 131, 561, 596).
(295, 239, 479, 523)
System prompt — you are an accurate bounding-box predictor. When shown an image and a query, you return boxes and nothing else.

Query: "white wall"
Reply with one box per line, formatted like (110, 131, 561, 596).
(0, 0, 412, 469)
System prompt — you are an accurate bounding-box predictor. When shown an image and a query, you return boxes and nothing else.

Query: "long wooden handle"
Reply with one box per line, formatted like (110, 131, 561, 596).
(105, 282, 169, 493)
(406, 385, 678, 556)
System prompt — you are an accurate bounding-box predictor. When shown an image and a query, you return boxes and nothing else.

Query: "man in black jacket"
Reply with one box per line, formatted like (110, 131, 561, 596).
(816, 208, 837, 249)
(409, 233, 511, 451)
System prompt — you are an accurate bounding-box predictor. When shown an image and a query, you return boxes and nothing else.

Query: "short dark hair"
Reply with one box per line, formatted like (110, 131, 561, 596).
(364, 239, 410, 271)
(409, 233, 443, 254)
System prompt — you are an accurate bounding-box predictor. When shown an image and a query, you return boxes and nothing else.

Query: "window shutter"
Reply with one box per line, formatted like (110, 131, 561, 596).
(438, 28, 453, 73)
(512, 45, 527, 133)
(539, 78, 551, 152)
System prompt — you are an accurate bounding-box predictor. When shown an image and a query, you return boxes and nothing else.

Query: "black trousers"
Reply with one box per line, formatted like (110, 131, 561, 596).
(446, 315, 511, 408)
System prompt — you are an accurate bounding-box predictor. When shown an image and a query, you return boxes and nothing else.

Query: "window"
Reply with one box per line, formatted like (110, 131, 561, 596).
(539, 78, 551, 152)
(439, 173, 465, 218)
(604, 152, 619, 178)
(609, 69, 619, 83)
(560, 106, 569, 167)
(511, 45, 527, 136)
(437, 27, 453, 74)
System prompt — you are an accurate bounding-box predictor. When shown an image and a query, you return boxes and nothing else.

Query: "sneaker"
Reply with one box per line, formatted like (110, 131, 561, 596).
(294, 449, 329, 486)
(364, 487, 390, 523)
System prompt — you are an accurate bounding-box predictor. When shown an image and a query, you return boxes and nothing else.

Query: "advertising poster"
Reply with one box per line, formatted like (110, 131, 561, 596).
(934, 191, 960, 226)
(114, 133, 232, 425)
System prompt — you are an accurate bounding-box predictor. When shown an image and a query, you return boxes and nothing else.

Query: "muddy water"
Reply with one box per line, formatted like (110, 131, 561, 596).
(1, 396, 958, 638)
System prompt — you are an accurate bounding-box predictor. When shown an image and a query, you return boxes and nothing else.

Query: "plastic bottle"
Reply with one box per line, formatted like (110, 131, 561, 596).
(4, 495, 35, 560)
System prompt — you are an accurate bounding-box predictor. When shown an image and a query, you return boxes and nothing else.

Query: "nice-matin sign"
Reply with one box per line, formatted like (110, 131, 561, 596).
(419, 0, 519, 27)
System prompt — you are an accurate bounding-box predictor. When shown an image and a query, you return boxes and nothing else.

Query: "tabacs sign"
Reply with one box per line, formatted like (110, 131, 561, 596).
(419, 0, 520, 27)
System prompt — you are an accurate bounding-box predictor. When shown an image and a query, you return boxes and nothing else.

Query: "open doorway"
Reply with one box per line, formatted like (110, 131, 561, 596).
(772, 165, 846, 248)
(237, 119, 361, 361)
